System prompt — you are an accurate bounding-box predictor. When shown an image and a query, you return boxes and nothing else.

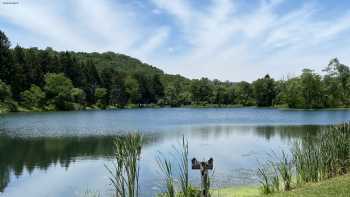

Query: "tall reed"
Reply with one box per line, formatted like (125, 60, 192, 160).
(177, 136, 190, 196)
(277, 151, 292, 191)
(156, 155, 175, 197)
(156, 136, 199, 197)
(106, 133, 142, 197)
(258, 122, 350, 195)
(257, 164, 274, 194)
(293, 123, 350, 183)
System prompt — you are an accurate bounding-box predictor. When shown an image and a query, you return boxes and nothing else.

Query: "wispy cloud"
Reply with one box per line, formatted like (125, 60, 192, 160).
(1, 0, 350, 81)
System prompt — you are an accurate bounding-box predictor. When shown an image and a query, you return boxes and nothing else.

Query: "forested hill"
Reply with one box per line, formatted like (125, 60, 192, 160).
(74, 52, 164, 75)
(1, 29, 350, 112)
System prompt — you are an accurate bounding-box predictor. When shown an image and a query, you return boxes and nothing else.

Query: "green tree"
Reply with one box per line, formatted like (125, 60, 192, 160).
(235, 81, 253, 106)
(71, 88, 86, 104)
(100, 68, 115, 104)
(81, 60, 101, 104)
(110, 73, 128, 106)
(300, 69, 324, 108)
(190, 78, 213, 104)
(11, 46, 27, 98)
(25, 48, 44, 86)
(252, 74, 276, 106)
(323, 58, 350, 106)
(95, 87, 107, 107)
(124, 76, 140, 104)
(60, 52, 83, 87)
(44, 73, 74, 110)
(280, 78, 304, 108)
(20, 85, 46, 108)
(0, 30, 13, 84)
(134, 73, 155, 104)
(212, 85, 234, 105)
(0, 79, 12, 102)
(152, 74, 165, 101)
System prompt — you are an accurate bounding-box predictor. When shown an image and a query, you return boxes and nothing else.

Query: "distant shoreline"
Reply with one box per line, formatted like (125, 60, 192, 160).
(2, 104, 350, 114)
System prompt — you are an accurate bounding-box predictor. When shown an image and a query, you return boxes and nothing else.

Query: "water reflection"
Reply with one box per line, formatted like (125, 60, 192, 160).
(0, 125, 322, 195)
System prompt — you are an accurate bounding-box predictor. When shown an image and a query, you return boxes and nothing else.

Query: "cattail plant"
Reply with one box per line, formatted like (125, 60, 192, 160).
(177, 136, 190, 196)
(106, 133, 142, 197)
(156, 155, 176, 197)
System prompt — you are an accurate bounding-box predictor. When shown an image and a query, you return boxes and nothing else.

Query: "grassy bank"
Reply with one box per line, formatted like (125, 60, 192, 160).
(213, 173, 350, 197)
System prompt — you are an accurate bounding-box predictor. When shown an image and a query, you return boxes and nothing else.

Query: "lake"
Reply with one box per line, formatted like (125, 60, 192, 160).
(1, 107, 350, 197)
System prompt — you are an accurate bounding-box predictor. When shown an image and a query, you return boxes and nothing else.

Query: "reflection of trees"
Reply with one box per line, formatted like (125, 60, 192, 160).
(0, 133, 166, 193)
(184, 125, 322, 142)
(0, 135, 115, 192)
(253, 125, 322, 141)
(0, 124, 325, 193)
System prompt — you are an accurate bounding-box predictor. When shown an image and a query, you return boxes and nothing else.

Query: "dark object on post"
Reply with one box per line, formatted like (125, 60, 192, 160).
(192, 158, 213, 197)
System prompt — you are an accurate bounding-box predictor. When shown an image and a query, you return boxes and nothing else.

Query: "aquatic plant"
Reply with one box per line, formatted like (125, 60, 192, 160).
(156, 136, 201, 197)
(293, 122, 350, 184)
(257, 164, 274, 194)
(156, 155, 176, 197)
(258, 122, 350, 195)
(106, 133, 142, 197)
(178, 136, 190, 196)
(277, 151, 292, 191)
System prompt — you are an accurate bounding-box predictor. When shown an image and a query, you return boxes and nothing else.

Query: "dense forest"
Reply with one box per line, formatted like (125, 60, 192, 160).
(0, 30, 350, 112)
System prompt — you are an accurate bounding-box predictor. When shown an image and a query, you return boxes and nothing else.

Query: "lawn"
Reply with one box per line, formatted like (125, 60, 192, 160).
(213, 173, 350, 197)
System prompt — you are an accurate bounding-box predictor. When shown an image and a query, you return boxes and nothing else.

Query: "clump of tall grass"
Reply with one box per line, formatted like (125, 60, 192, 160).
(293, 122, 350, 184)
(258, 122, 350, 195)
(105, 133, 142, 197)
(257, 151, 292, 194)
(293, 138, 320, 184)
(257, 164, 274, 194)
(156, 156, 176, 197)
(277, 151, 292, 191)
(156, 136, 200, 197)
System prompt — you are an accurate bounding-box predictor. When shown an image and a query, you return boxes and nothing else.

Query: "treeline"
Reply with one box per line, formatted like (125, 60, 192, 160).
(1, 30, 350, 112)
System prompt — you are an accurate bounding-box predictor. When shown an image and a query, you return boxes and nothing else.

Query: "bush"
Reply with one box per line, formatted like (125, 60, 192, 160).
(20, 85, 46, 109)
(0, 79, 12, 102)
(44, 73, 74, 110)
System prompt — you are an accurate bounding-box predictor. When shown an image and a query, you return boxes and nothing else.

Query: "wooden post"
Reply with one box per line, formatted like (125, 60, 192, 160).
(192, 158, 213, 197)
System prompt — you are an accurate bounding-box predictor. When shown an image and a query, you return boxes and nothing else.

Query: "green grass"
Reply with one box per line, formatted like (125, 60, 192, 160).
(268, 173, 350, 197)
(214, 173, 350, 197)
(211, 186, 260, 197)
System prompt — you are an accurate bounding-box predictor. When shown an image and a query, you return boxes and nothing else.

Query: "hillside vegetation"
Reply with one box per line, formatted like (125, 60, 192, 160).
(1, 30, 350, 112)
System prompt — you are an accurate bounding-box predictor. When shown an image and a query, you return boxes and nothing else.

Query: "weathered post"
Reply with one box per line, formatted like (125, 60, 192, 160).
(192, 158, 213, 197)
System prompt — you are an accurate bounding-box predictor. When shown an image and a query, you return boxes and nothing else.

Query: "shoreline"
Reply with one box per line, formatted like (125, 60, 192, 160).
(2, 103, 350, 114)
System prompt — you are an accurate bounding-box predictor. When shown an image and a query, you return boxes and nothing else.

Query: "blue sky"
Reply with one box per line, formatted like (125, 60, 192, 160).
(1, 0, 350, 81)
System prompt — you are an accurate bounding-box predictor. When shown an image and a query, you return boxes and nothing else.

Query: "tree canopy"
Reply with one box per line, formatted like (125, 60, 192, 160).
(0, 30, 350, 111)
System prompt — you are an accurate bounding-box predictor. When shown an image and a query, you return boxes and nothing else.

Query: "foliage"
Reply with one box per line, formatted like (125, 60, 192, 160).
(95, 87, 107, 107)
(156, 136, 200, 197)
(44, 73, 74, 110)
(71, 88, 86, 104)
(156, 156, 176, 197)
(258, 122, 350, 195)
(253, 75, 276, 106)
(235, 81, 253, 106)
(0, 79, 12, 102)
(106, 133, 142, 197)
(124, 77, 140, 104)
(2, 30, 350, 111)
(20, 85, 46, 108)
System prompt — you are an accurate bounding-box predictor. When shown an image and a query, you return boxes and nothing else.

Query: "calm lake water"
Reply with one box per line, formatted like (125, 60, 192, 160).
(1, 107, 350, 197)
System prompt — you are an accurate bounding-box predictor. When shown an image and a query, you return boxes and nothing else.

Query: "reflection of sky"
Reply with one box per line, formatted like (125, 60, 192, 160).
(2, 126, 297, 197)
(0, 108, 348, 196)
(1, 108, 350, 137)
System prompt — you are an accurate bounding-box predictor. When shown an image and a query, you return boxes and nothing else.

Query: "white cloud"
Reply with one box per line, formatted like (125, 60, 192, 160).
(1, 0, 350, 81)
(151, 0, 350, 81)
